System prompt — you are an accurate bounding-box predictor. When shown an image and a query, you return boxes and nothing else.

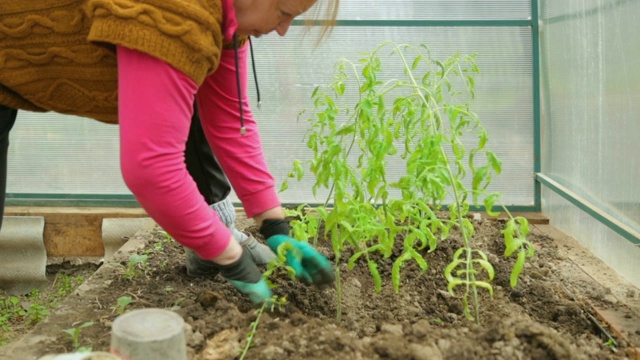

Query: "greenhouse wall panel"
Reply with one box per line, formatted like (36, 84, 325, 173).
(539, 0, 640, 286)
(250, 26, 534, 206)
(8, 23, 535, 207)
(330, 0, 530, 20)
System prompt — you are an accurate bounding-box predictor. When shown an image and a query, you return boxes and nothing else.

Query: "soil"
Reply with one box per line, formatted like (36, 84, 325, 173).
(2, 213, 640, 360)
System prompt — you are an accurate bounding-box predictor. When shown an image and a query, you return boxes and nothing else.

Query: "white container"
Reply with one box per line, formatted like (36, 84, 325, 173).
(110, 308, 187, 360)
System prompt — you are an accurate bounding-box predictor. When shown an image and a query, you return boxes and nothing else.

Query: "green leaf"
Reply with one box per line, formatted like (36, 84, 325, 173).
(392, 252, 412, 293)
(510, 250, 526, 288)
(412, 228, 428, 250)
(336, 124, 356, 136)
(502, 219, 515, 245)
(377, 95, 385, 115)
(339, 220, 354, 234)
(462, 295, 474, 320)
(311, 86, 320, 98)
(473, 281, 494, 297)
(411, 55, 422, 70)
(62, 328, 77, 337)
(486, 151, 502, 175)
(527, 242, 535, 258)
(446, 278, 465, 295)
(80, 321, 94, 329)
(483, 192, 501, 217)
(452, 142, 464, 160)
(472, 166, 489, 191)
(467, 75, 475, 90)
(347, 251, 364, 270)
(408, 248, 428, 271)
(461, 218, 475, 239)
(368, 260, 382, 293)
(440, 223, 450, 241)
(293, 160, 305, 180)
(473, 259, 495, 281)
(435, 60, 446, 79)
(444, 258, 465, 284)
(278, 180, 289, 193)
(477, 128, 488, 149)
(515, 217, 531, 237)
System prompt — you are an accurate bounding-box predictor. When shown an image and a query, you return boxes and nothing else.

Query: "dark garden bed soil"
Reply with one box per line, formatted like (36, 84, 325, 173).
(2, 214, 640, 360)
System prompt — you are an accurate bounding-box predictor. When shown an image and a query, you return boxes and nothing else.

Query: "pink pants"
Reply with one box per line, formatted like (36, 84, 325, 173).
(117, 45, 280, 260)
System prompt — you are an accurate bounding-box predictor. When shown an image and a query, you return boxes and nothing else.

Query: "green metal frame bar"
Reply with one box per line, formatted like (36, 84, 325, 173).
(536, 173, 640, 245)
(8, 11, 541, 210)
(6, 194, 139, 207)
(531, 0, 542, 212)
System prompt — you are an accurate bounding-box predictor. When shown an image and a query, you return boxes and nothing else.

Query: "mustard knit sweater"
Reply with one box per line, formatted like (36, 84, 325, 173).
(0, 0, 229, 124)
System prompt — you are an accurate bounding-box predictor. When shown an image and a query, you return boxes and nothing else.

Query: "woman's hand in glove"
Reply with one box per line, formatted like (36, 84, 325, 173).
(219, 248, 272, 304)
(265, 235, 335, 286)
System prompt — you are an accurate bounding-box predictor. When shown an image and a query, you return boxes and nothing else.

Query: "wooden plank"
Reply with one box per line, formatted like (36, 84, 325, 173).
(480, 211, 550, 224)
(4, 207, 148, 257)
(592, 305, 640, 359)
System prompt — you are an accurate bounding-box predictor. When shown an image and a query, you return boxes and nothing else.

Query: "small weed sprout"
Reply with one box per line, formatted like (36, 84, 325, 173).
(24, 303, 49, 325)
(144, 230, 173, 256)
(0, 312, 13, 346)
(281, 41, 533, 323)
(1, 296, 26, 318)
(63, 321, 94, 352)
(0, 275, 85, 345)
(120, 254, 149, 281)
(0, 295, 26, 343)
(603, 338, 618, 352)
(54, 275, 84, 300)
(112, 296, 133, 315)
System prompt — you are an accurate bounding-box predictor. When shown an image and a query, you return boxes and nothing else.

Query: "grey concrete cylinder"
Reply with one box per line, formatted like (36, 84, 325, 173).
(110, 309, 187, 360)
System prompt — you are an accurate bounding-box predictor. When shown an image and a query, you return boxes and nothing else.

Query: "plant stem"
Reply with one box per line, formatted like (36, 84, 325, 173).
(335, 263, 342, 323)
(394, 43, 481, 324)
(239, 301, 268, 360)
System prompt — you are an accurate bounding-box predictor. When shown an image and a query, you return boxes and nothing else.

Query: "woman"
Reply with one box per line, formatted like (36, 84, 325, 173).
(0, 0, 338, 304)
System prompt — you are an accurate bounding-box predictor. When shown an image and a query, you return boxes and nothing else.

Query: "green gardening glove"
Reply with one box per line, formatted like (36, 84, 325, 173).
(266, 235, 335, 285)
(260, 219, 335, 286)
(219, 248, 272, 304)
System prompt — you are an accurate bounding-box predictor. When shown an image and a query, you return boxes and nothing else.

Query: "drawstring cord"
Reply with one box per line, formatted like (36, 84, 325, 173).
(233, 34, 262, 135)
(233, 34, 246, 135)
(248, 37, 261, 109)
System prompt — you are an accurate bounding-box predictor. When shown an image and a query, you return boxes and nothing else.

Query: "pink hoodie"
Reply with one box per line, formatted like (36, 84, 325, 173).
(116, 2, 279, 260)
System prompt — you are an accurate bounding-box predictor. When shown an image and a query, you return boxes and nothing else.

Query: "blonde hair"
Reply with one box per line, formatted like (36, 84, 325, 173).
(304, 0, 340, 43)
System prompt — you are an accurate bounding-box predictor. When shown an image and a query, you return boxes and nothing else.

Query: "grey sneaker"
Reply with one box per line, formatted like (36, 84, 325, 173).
(184, 234, 276, 278)
(241, 234, 276, 266)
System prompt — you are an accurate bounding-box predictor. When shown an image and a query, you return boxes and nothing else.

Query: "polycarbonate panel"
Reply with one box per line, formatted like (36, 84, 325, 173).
(8, 112, 126, 194)
(7, 25, 534, 207)
(539, 0, 640, 231)
(542, 0, 615, 18)
(543, 189, 640, 288)
(249, 26, 534, 206)
(312, 0, 531, 20)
